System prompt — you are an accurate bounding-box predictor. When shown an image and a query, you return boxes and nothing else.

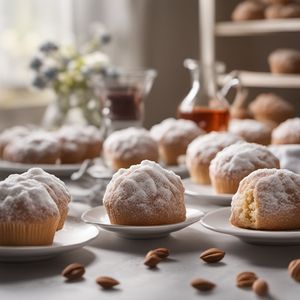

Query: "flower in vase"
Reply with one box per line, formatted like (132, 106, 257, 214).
(30, 26, 112, 127)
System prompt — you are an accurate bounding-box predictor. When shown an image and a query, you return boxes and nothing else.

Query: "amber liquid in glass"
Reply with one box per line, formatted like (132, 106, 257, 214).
(178, 106, 230, 132)
(102, 86, 142, 121)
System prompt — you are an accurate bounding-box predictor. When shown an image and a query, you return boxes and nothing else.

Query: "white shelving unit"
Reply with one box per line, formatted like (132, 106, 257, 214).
(218, 71, 300, 88)
(199, 0, 300, 89)
(216, 19, 300, 36)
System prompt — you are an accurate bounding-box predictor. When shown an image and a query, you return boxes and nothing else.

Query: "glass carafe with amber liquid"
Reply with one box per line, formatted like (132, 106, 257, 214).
(178, 59, 231, 132)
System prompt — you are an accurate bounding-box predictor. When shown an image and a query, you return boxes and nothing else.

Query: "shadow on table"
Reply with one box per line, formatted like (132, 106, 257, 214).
(90, 225, 300, 270)
(224, 242, 300, 269)
(0, 248, 96, 283)
(89, 226, 224, 256)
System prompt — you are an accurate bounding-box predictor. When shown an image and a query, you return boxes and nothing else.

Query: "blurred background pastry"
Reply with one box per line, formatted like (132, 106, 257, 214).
(268, 48, 300, 74)
(3, 131, 61, 164)
(57, 125, 103, 162)
(186, 132, 243, 184)
(231, 0, 265, 21)
(150, 118, 204, 166)
(249, 93, 294, 126)
(272, 117, 300, 144)
(209, 142, 280, 194)
(229, 119, 272, 145)
(0, 126, 31, 157)
(265, 3, 300, 19)
(103, 127, 159, 170)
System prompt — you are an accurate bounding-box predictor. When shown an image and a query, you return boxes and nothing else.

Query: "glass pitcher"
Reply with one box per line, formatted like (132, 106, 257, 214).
(178, 59, 239, 132)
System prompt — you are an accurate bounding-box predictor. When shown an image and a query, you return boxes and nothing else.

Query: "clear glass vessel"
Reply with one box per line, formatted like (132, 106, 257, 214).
(95, 69, 157, 136)
(178, 59, 233, 132)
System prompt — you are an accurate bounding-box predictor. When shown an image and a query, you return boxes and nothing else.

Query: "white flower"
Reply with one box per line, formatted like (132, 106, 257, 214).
(82, 52, 110, 72)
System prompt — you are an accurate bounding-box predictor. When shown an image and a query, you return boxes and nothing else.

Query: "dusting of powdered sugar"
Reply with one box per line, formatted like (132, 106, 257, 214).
(186, 132, 243, 164)
(150, 118, 204, 145)
(210, 142, 279, 179)
(103, 127, 158, 160)
(0, 126, 31, 148)
(0, 178, 59, 222)
(57, 124, 102, 143)
(232, 168, 300, 216)
(3, 131, 60, 161)
(103, 160, 185, 219)
(7, 168, 71, 210)
(272, 118, 300, 144)
(229, 119, 272, 141)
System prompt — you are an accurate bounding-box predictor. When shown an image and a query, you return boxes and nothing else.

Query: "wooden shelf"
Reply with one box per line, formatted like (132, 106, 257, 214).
(218, 71, 300, 88)
(215, 19, 300, 36)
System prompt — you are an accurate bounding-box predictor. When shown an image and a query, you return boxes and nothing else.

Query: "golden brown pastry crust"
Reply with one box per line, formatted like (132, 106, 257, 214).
(249, 93, 293, 125)
(272, 118, 300, 144)
(230, 168, 300, 230)
(103, 160, 186, 226)
(150, 118, 204, 166)
(265, 3, 300, 19)
(229, 119, 272, 146)
(232, 1, 265, 21)
(103, 127, 159, 171)
(186, 132, 243, 185)
(209, 142, 280, 194)
(268, 48, 300, 74)
(2, 133, 60, 164)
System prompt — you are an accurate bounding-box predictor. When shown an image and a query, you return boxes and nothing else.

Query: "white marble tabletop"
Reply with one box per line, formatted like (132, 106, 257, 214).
(1, 200, 300, 300)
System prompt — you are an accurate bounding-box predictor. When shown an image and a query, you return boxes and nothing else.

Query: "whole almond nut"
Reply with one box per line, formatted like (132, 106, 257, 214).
(199, 248, 225, 263)
(62, 263, 85, 280)
(96, 276, 119, 289)
(144, 254, 162, 268)
(236, 271, 257, 288)
(252, 279, 268, 296)
(288, 259, 300, 282)
(146, 248, 170, 259)
(191, 278, 216, 291)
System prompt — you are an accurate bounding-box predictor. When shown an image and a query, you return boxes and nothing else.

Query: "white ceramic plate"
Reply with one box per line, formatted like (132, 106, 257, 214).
(0, 216, 99, 262)
(182, 178, 233, 206)
(81, 206, 204, 239)
(0, 160, 81, 177)
(201, 207, 300, 246)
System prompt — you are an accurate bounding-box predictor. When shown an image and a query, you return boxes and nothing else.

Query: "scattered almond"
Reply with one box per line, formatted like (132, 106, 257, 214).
(199, 248, 225, 263)
(144, 253, 162, 268)
(236, 271, 257, 288)
(146, 248, 170, 259)
(61, 263, 85, 280)
(252, 279, 268, 296)
(288, 259, 300, 282)
(191, 278, 216, 291)
(96, 276, 120, 289)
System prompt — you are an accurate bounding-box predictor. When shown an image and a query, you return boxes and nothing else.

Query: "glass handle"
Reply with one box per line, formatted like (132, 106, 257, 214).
(218, 71, 243, 105)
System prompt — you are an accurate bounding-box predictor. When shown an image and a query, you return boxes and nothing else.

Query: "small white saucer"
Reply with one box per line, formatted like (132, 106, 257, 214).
(0, 160, 81, 177)
(182, 178, 233, 206)
(0, 216, 99, 262)
(201, 207, 300, 246)
(81, 206, 204, 239)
